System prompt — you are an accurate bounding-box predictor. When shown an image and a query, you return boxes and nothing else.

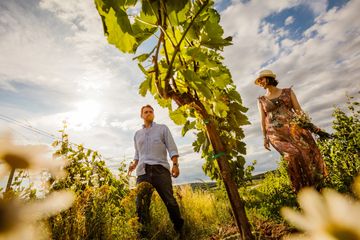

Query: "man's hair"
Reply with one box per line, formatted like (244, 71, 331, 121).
(140, 105, 154, 116)
(266, 77, 279, 87)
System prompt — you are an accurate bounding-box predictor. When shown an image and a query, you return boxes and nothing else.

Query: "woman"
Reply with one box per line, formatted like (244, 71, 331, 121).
(255, 69, 327, 192)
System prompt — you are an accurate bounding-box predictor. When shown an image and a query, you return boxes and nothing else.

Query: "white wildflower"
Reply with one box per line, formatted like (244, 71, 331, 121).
(0, 132, 67, 177)
(0, 190, 75, 239)
(281, 178, 360, 240)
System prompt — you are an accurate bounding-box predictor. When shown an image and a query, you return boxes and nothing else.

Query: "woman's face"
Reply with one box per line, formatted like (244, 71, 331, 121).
(257, 77, 268, 88)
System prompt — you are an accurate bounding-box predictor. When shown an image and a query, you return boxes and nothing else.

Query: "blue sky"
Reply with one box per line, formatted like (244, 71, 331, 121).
(0, 0, 359, 186)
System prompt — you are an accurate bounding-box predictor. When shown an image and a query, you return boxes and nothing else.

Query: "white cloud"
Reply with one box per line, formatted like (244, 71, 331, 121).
(220, 0, 298, 90)
(285, 16, 295, 25)
(300, 0, 327, 15)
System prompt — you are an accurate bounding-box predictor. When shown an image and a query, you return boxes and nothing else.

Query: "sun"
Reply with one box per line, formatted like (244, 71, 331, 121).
(67, 100, 102, 130)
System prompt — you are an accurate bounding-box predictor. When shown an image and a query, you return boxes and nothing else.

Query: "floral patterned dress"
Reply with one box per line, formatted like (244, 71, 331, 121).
(258, 88, 327, 192)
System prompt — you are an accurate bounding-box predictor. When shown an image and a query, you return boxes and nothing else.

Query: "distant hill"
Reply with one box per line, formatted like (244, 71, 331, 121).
(251, 170, 277, 180)
(176, 170, 277, 189)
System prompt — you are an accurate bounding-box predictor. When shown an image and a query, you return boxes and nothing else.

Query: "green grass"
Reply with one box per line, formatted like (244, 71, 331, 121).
(145, 185, 234, 240)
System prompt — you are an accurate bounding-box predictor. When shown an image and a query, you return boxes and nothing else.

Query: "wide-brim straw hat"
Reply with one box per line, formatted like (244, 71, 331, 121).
(254, 69, 277, 85)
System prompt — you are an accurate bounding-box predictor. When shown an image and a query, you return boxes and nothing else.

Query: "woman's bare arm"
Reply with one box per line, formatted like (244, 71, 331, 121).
(258, 99, 270, 150)
(290, 89, 303, 114)
(258, 100, 266, 137)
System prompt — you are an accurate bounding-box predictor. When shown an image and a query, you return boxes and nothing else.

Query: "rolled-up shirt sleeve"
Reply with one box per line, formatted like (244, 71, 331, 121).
(133, 134, 139, 160)
(163, 125, 179, 159)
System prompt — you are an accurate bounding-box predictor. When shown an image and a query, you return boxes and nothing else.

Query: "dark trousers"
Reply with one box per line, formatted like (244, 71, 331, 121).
(136, 164, 184, 232)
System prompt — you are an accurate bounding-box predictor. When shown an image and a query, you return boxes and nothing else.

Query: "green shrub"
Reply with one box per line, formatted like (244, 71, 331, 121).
(318, 94, 360, 193)
(49, 185, 140, 240)
(242, 160, 297, 222)
(48, 127, 138, 239)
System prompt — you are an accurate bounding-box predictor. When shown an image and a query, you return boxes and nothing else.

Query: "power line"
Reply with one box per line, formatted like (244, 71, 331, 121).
(0, 114, 57, 140)
(0, 114, 127, 163)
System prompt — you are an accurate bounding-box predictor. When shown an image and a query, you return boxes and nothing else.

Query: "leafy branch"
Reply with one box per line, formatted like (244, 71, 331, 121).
(94, 0, 253, 238)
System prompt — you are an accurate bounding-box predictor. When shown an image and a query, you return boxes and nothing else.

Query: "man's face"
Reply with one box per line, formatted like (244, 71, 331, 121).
(141, 107, 154, 122)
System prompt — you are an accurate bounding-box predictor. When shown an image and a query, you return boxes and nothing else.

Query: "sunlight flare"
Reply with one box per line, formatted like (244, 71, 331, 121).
(67, 100, 102, 130)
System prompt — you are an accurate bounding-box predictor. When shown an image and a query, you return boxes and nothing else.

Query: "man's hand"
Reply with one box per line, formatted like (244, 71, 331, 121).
(128, 161, 137, 175)
(172, 165, 180, 178)
(264, 138, 271, 151)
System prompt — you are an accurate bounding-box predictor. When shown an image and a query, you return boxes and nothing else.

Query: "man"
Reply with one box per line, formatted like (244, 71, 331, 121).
(128, 104, 184, 237)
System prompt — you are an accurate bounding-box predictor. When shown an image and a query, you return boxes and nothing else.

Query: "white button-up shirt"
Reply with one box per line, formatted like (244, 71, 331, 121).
(134, 122, 179, 176)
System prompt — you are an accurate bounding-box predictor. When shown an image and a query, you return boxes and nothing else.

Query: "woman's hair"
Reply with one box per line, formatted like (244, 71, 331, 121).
(266, 77, 279, 87)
